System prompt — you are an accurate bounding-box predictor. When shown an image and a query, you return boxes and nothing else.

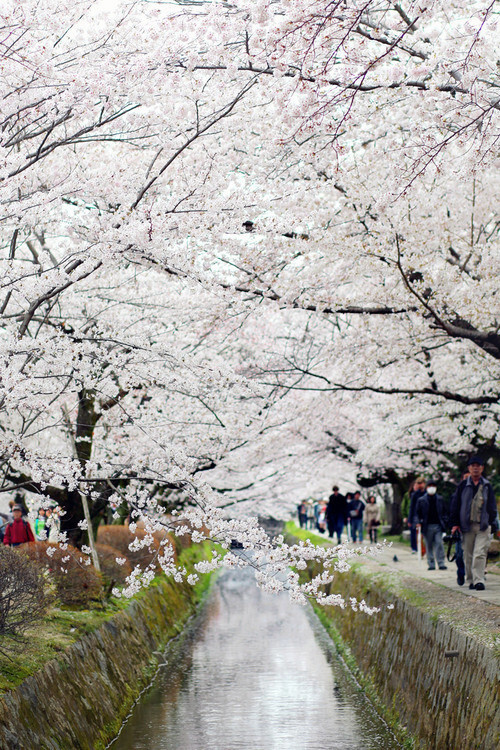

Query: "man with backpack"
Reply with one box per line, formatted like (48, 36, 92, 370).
(3, 504, 35, 547)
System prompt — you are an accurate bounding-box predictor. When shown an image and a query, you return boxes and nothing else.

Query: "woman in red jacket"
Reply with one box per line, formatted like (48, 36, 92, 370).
(3, 505, 35, 547)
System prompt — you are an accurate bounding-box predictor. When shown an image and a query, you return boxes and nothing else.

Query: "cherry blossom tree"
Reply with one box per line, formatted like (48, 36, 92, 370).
(0, 0, 498, 604)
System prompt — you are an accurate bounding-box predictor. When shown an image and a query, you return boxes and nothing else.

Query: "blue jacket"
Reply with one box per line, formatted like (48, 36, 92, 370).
(450, 477, 497, 533)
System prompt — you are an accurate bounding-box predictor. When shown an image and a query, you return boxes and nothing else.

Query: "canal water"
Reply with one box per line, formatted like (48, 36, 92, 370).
(109, 567, 401, 750)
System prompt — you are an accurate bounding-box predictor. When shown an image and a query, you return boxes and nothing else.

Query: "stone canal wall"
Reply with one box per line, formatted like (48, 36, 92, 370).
(0, 576, 205, 750)
(306, 559, 500, 750)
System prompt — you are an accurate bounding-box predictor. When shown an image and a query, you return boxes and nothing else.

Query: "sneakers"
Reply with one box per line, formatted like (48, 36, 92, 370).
(439, 565, 448, 570)
(469, 583, 475, 590)
(427, 566, 435, 571)
(475, 582, 485, 591)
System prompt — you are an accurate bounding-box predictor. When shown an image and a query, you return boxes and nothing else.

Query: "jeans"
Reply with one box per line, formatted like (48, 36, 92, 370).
(328, 518, 344, 545)
(351, 518, 363, 542)
(410, 525, 418, 552)
(425, 524, 446, 568)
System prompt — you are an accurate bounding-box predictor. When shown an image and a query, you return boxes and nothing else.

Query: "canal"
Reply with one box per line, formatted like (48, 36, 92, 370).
(109, 566, 401, 749)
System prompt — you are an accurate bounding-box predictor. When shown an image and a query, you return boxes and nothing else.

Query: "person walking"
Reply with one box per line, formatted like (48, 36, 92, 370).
(364, 495, 381, 543)
(297, 501, 308, 529)
(326, 486, 347, 544)
(0, 513, 7, 543)
(47, 506, 62, 542)
(348, 491, 365, 542)
(408, 477, 426, 554)
(317, 501, 327, 534)
(415, 480, 448, 571)
(306, 501, 315, 530)
(34, 507, 47, 540)
(449, 472, 470, 586)
(345, 492, 354, 540)
(313, 500, 321, 530)
(450, 456, 498, 591)
(3, 504, 35, 547)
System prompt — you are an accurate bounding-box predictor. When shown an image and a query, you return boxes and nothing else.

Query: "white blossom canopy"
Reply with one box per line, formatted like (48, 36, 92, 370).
(0, 0, 498, 602)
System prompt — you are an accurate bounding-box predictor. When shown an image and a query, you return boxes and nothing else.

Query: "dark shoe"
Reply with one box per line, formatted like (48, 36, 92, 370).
(427, 566, 435, 571)
(439, 566, 447, 570)
(457, 575, 465, 586)
(475, 582, 485, 591)
(469, 583, 475, 590)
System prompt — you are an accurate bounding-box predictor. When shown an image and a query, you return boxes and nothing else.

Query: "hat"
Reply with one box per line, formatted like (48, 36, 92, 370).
(12, 504, 22, 511)
(468, 455, 484, 466)
(426, 479, 438, 487)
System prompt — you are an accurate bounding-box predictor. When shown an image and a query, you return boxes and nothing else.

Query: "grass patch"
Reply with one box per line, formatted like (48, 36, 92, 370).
(0, 598, 131, 691)
(379, 533, 408, 546)
(284, 522, 409, 549)
(0, 542, 216, 693)
(284, 521, 331, 545)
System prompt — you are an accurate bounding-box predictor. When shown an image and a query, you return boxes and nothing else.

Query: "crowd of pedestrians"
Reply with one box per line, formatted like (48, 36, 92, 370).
(297, 455, 499, 592)
(0, 499, 62, 547)
(297, 487, 381, 545)
(406, 456, 498, 590)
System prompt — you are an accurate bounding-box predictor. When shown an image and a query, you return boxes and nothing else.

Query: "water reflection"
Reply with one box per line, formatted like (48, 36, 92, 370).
(110, 567, 400, 750)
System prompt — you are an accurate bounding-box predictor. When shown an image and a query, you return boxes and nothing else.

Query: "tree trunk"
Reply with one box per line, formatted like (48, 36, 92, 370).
(357, 468, 411, 536)
(389, 483, 404, 535)
(60, 487, 85, 547)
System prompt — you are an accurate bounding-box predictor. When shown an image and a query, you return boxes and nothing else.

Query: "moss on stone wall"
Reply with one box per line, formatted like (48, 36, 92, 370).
(292, 544, 500, 750)
(0, 565, 213, 750)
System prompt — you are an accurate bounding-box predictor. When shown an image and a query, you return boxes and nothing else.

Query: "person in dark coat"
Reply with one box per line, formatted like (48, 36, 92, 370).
(326, 486, 347, 544)
(344, 492, 354, 540)
(3, 505, 35, 547)
(297, 501, 308, 529)
(450, 456, 498, 590)
(449, 472, 470, 586)
(348, 491, 365, 542)
(408, 477, 426, 554)
(416, 480, 447, 571)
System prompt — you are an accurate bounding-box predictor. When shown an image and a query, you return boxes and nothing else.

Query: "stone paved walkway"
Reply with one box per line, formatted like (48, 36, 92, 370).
(370, 537, 500, 607)
(296, 525, 500, 608)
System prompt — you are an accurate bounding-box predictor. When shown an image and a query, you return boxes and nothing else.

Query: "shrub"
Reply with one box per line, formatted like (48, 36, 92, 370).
(95, 543, 132, 585)
(21, 541, 103, 607)
(96, 525, 161, 570)
(169, 522, 192, 552)
(134, 518, 178, 562)
(152, 529, 178, 564)
(0, 546, 51, 652)
(168, 519, 207, 551)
